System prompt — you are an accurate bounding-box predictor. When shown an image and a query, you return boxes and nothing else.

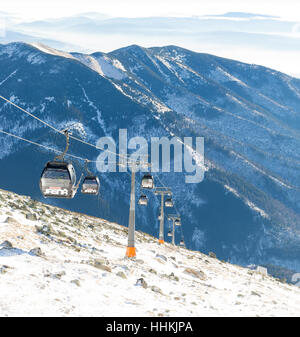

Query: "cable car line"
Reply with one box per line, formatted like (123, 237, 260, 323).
(0, 99, 186, 243)
(0, 128, 186, 242)
(0, 95, 140, 163)
(0, 128, 89, 162)
(0, 126, 138, 168)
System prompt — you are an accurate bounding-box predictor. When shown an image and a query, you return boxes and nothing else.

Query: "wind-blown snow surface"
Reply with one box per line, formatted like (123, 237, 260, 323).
(0, 188, 300, 317)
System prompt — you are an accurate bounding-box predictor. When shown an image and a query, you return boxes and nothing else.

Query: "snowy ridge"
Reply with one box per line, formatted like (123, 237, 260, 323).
(209, 67, 249, 87)
(224, 185, 269, 219)
(0, 188, 300, 317)
(73, 53, 127, 80)
(30, 43, 76, 61)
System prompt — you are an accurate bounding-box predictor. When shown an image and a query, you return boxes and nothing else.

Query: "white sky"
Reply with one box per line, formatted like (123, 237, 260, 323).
(1, 0, 300, 76)
(2, 0, 300, 21)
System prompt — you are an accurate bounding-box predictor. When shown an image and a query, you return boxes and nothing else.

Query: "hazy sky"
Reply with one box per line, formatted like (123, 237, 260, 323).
(2, 0, 300, 21)
(1, 0, 300, 76)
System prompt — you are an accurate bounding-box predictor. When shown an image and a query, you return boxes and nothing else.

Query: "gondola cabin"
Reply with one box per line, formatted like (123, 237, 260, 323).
(141, 174, 154, 189)
(40, 161, 77, 199)
(179, 240, 185, 246)
(175, 219, 181, 226)
(138, 194, 148, 206)
(167, 230, 172, 237)
(165, 198, 173, 208)
(81, 176, 100, 195)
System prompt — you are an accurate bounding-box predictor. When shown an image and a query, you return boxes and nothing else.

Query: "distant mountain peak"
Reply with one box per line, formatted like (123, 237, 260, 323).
(210, 12, 280, 19)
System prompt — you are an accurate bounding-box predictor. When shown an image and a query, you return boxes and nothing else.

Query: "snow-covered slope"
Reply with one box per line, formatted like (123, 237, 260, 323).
(0, 188, 300, 317)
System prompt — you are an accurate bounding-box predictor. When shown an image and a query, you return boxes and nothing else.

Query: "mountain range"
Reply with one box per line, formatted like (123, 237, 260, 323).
(2, 11, 300, 76)
(0, 41, 300, 272)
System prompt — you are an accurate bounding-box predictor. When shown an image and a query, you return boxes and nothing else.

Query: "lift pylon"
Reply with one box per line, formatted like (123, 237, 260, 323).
(154, 187, 172, 244)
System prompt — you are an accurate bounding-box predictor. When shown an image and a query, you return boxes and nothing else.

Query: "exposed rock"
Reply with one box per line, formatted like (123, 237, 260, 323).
(93, 258, 107, 266)
(0, 265, 11, 274)
(135, 278, 148, 289)
(116, 271, 127, 279)
(5, 217, 18, 224)
(209, 252, 217, 259)
(71, 279, 81, 287)
(29, 247, 44, 257)
(0, 241, 13, 249)
(156, 254, 167, 262)
(73, 246, 81, 252)
(135, 259, 144, 264)
(36, 224, 52, 236)
(151, 286, 163, 295)
(93, 259, 111, 272)
(57, 231, 67, 238)
(251, 291, 261, 297)
(184, 268, 207, 280)
(45, 271, 66, 279)
(149, 268, 157, 275)
(99, 265, 112, 272)
(169, 273, 179, 281)
(26, 213, 37, 221)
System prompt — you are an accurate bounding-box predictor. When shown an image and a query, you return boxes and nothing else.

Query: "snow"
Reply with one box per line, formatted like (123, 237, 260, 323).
(30, 43, 76, 61)
(258, 93, 288, 110)
(72, 54, 104, 76)
(111, 82, 171, 114)
(232, 151, 294, 190)
(0, 44, 25, 58)
(209, 67, 249, 87)
(71, 53, 127, 80)
(112, 83, 133, 99)
(27, 53, 46, 65)
(80, 85, 106, 133)
(155, 55, 185, 83)
(181, 141, 207, 173)
(224, 185, 269, 219)
(93, 55, 127, 80)
(45, 97, 55, 102)
(191, 228, 206, 250)
(1, 188, 300, 317)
